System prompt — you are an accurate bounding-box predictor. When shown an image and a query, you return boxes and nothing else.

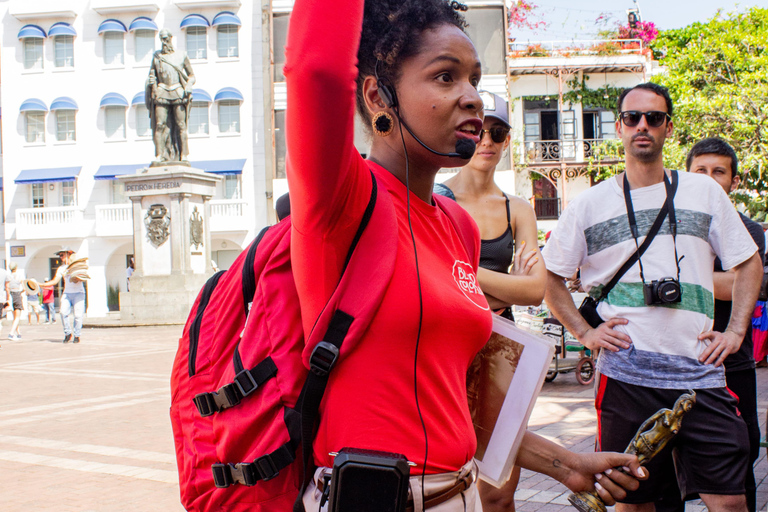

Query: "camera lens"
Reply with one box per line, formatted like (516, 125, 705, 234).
(657, 280, 681, 303)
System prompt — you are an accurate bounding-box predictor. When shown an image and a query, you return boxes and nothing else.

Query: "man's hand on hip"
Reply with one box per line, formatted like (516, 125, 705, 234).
(698, 329, 743, 367)
(581, 318, 632, 352)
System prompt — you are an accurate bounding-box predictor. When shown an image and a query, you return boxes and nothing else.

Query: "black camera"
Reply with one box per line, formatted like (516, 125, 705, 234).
(643, 278, 682, 305)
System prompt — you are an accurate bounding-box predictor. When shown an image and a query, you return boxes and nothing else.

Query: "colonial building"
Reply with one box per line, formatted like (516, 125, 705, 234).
(505, 39, 658, 231)
(1, 0, 269, 317)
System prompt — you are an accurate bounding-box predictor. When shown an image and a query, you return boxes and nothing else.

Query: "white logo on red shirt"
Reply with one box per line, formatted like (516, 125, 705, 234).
(452, 260, 490, 310)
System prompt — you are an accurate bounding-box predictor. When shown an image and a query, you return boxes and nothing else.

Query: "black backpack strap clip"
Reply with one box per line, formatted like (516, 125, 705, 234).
(193, 357, 278, 417)
(211, 407, 301, 488)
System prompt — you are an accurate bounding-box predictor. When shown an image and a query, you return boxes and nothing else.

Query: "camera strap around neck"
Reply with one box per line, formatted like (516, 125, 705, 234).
(594, 170, 678, 303)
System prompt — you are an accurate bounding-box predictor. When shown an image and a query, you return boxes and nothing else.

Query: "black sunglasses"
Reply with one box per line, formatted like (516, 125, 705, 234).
(619, 111, 671, 128)
(479, 126, 510, 143)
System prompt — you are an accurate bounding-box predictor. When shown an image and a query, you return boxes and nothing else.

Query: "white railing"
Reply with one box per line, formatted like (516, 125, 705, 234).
(16, 206, 87, 240)
(210, 199, 248, 232)
(210, 199, 245, 218)
(95, 204, 133, 237)
(96, 204, 131, 223)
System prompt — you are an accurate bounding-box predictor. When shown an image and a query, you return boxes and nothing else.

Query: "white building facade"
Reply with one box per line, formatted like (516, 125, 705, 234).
(1, 0, 270, 317)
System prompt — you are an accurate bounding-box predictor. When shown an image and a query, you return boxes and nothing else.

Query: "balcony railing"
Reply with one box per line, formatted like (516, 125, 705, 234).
(509, 39, 644, 58)
(95, 204, 132, 237)
(16, 206, 87, 240)
(523, 139, 615, 164)
(210, 199, 248, 232)
(533, 197, 560, 220)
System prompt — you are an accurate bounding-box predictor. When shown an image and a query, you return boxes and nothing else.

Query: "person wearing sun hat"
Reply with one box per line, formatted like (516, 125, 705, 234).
(41, 248, 86, 344)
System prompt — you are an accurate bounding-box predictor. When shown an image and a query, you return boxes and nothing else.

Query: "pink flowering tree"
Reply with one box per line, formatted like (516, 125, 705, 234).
(508, 0, 547, 38)
(618, 21, 659, 44)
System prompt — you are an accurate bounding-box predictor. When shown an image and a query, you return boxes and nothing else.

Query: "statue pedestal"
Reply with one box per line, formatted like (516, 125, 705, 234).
(118, 165, 220, 323)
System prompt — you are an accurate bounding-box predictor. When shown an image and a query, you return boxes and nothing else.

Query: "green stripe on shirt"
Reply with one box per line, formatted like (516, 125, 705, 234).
(590, 282, 714, 319)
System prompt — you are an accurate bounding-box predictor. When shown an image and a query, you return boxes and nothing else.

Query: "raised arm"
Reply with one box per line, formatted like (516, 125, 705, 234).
(284, 0, 371, 235)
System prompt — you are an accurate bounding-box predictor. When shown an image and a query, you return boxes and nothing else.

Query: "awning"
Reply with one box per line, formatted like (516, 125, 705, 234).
(100, 93, 129, 108)
(98, 19, 127, 34)
(19, 98, 48, 112)
(214, 87, 243, 102)
(180, 14, 210, 29)
(50, 97, 79, 111)
(15, 167, 82, 185)
(18, 24, 46, 39)
(129, 17, 158, 32)
(192, 159, 246, 175)
(191, 89, 212, 103)
(212, 11, 241, 27)
(49, 22, 77, 37)
(94, 164, 147, 180)
(131, 92, 145, 106)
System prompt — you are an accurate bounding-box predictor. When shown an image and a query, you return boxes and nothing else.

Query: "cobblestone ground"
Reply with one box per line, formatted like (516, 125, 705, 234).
(0, 325, 765, 511)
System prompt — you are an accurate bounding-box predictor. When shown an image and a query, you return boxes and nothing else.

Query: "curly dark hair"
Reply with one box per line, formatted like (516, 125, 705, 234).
(356, 0, 469, 126)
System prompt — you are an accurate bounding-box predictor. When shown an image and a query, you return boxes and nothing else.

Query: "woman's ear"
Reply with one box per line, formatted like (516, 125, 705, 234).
(362, 75, 388, 116)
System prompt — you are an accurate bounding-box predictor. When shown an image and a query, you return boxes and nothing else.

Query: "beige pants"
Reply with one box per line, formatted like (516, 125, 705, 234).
(302, 459, 482, 512)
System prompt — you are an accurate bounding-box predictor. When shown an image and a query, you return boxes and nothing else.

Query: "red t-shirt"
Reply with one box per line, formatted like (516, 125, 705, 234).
(285, 0, 492, 474)
(42, 286, 54, 304)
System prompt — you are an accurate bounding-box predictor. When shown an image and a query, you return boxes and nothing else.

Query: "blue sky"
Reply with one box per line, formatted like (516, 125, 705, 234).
(510, 0, 768, 42)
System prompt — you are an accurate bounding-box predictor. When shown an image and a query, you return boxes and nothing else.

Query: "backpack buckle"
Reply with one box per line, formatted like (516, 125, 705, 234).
(255, 454, 280, 481)
(193, 393, 217, 417)
(234, 368, 258, 397)
(211, 463, 233, 488)
(309, 341, 339, 377)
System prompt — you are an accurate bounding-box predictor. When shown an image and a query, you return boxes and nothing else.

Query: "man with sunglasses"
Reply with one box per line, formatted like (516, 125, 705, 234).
(542, 83, 763, 512)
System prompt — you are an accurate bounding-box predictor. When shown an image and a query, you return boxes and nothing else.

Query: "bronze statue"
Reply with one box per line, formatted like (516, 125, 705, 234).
(146, 29, 196, 166)
(568, 391, 697, 512)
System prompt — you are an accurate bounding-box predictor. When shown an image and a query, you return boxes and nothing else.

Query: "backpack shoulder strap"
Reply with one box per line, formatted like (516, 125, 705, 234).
(433, 193, 480, 268)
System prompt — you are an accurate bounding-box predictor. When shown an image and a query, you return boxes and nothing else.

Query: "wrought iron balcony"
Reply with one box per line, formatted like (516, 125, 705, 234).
(522, 139, 615, 164)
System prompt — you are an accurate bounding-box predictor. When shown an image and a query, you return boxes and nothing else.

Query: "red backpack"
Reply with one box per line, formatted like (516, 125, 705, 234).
(170, 171, 478, 511)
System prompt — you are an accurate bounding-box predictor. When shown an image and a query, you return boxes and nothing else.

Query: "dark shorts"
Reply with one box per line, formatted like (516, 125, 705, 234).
(11, 292, 23, 311)
(596, 376, 749, 503)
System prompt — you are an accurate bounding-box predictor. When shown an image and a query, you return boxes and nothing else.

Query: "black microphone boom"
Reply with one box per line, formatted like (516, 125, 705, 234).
(396, 113, 476, 159)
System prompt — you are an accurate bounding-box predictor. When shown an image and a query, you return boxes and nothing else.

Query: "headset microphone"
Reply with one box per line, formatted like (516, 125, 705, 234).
(396, 114, 477, 160)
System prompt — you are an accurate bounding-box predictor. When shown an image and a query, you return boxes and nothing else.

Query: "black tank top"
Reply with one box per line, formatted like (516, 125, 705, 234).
(479, 194, 515, 274)
(433, 183, 515, 274)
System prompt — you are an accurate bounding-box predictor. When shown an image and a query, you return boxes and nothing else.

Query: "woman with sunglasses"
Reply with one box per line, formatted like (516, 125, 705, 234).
(286, 0, 645, 509)
(434, 93, 546, 511)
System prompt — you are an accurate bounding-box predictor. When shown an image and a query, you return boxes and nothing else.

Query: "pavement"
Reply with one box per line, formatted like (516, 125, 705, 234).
(0, 324, 766, 511)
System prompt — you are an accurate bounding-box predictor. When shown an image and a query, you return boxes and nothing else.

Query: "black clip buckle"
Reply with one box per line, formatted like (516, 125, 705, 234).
(211, 463, 233, 488)
(234, 368, 258, 397)
(309, 341, 339, 377)
(193, 393, 216, 417)
(235, 463, 258, 486)
(255, 455, 280, 481)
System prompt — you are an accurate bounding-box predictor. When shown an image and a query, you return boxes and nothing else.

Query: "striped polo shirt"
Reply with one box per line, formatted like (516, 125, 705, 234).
(543, 171, 758, 389)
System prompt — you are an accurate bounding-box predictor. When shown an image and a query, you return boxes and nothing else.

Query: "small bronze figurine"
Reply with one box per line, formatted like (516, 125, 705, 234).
(567, 391, 697, 512)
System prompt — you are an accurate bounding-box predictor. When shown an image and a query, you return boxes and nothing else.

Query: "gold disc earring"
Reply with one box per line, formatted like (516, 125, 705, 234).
(372, 111, 394, 137)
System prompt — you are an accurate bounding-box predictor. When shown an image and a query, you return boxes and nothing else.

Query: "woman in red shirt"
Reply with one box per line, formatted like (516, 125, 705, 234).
(285, 0, 645, 509)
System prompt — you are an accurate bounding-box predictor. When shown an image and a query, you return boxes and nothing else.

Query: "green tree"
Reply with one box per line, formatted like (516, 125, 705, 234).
(650, 7, 768, 219)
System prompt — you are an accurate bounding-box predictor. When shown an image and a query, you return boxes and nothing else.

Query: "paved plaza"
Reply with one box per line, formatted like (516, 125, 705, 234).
(0, 324, 766, 511)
